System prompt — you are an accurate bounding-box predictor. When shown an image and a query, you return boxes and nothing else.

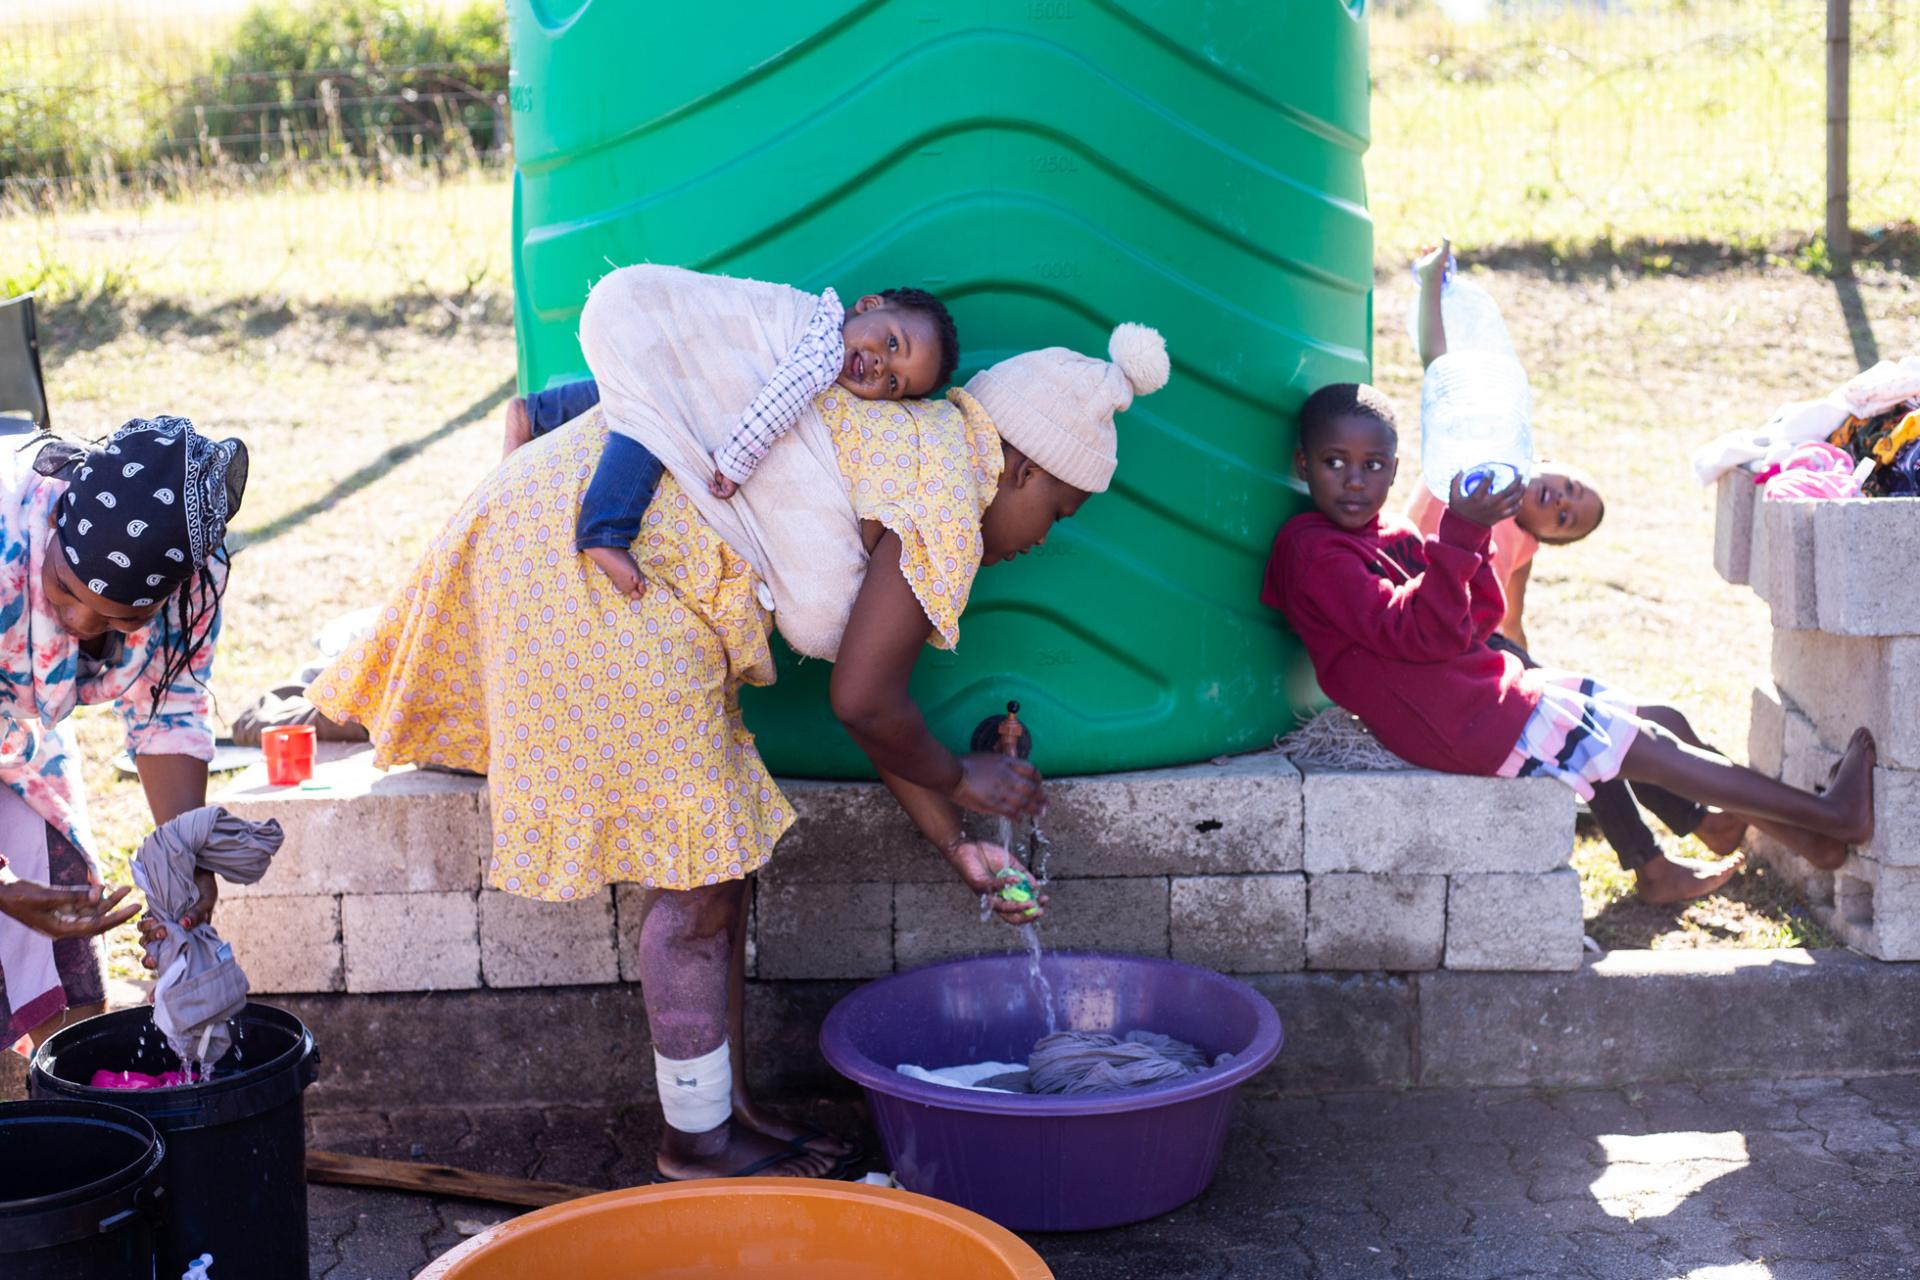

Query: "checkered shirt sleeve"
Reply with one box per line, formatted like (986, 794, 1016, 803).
(713, 286, 846, 485)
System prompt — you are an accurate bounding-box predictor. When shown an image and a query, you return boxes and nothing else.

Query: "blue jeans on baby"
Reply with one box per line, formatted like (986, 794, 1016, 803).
(523, 379, 662, 552)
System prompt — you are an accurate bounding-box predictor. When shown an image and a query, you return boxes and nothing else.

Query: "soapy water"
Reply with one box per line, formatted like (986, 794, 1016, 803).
(94, 1015, 246, 1090)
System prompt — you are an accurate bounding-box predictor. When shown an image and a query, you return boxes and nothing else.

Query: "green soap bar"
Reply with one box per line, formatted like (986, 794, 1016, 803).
(999, 883, 1034, 904)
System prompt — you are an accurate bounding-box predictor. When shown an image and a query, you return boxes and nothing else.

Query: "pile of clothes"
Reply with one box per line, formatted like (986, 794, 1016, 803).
(899, 1030, 1231, 1096)
(1693, 355, 1920, 499)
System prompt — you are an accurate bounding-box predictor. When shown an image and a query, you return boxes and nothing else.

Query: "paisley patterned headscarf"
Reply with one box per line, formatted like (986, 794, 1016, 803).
(35, 416, 247, 607)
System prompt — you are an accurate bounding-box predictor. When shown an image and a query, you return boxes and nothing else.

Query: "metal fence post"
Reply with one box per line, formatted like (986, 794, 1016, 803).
(1827, 0, 1851, 272)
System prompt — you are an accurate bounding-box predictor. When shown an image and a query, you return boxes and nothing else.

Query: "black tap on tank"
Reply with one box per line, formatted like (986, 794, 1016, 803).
(970, 700, 1032, 759)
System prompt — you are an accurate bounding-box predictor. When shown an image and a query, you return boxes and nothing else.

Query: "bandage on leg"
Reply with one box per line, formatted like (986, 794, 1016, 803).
(655, 1040, 733, 1135)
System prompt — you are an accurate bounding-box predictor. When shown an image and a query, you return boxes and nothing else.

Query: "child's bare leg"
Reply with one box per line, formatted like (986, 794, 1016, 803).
(502, 396, 533, 458)
(1634, 705, 1749, 855)
(1619, 724, 1875, 851)
(726, 876, 853, 1160)
(640, 881, 833, 1181)
(1637, 704, 1848, 867)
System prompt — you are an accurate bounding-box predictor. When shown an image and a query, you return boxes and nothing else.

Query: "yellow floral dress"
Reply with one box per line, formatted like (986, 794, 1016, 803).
(310, 392, 999, 901)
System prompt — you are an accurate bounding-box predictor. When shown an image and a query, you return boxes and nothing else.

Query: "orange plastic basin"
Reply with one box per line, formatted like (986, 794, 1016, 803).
(415, 1179, 1053, 1280)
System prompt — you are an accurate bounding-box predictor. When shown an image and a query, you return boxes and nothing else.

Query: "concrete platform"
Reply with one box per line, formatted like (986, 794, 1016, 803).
(271, 947, 1920, 1115)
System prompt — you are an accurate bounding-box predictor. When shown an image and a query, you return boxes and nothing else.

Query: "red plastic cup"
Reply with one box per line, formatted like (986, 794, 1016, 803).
(261, 725, 316, 785)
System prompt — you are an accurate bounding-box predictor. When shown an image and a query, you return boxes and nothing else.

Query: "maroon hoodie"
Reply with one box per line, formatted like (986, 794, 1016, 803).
(1262, 506, 1541, 776)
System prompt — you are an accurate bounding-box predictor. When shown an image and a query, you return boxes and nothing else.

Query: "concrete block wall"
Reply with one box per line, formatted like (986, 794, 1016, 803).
(1723, 484, 1920, 960)
(214, 745, 1583, 999)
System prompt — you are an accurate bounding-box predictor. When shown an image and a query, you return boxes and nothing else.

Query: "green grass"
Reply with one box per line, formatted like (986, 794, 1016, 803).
(1370, 1, 1920, 260)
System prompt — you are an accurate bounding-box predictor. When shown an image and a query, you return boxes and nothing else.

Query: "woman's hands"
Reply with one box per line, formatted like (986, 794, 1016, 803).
(0, 874, 139, 939)
(947, 839, 1048, 924)
(136, 869, 217, 969)
(951, 753, 1046, 820)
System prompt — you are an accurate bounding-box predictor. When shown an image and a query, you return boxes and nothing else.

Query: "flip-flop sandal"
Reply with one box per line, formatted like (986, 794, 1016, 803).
(650, 1145, 839, 1184)
(782, 1125, 865, 1179)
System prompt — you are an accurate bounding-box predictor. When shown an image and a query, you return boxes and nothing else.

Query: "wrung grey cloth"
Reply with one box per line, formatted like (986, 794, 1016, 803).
(131, 806, 284, 1064)
(1025, 1030, 1224, 1096)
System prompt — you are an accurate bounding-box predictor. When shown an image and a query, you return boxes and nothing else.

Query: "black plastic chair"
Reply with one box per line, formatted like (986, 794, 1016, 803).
(0, 293, 50, 431)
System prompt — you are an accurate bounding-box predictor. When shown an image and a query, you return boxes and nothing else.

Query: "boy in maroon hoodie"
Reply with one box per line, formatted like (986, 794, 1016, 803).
(1263, 383, 1876, 889)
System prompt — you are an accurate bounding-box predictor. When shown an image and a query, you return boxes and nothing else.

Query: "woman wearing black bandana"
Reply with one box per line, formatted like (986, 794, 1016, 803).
(0, 415, 246, 1053)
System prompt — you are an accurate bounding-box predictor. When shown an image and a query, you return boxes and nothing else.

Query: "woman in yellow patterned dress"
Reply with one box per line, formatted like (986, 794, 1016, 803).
(311, 324, 1169, 1181)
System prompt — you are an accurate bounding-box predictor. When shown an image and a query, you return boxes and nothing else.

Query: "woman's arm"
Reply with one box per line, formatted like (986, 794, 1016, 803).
(875, 765, 1045, 922)
(1499, 559, 1531, 652)
(829, 529, 1044, 818)
(134, 753, 217, 946)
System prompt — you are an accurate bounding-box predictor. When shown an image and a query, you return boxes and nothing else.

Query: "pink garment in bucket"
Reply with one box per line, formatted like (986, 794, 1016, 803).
(90, 1068, 195, 1090)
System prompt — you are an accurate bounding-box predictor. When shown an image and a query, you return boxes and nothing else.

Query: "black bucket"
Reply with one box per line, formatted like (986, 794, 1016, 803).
(30, 1002, 318, 1280)
(0, 1099, 166, 1279)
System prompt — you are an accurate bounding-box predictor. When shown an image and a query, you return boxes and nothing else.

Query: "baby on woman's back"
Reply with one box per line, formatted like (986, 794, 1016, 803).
(502, 269, 962, 599)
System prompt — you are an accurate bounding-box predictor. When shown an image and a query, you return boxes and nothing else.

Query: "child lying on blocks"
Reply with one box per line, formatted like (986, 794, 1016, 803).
(1262, 383, 1875, 894)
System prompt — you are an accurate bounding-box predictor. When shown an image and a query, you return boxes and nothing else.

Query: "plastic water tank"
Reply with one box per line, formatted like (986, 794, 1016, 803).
(507, 2, 1374, 776)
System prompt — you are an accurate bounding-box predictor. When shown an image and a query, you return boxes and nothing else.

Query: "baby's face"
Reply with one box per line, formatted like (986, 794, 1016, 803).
(1517, 466, 1603, 543)
(839, 301, 942, 400)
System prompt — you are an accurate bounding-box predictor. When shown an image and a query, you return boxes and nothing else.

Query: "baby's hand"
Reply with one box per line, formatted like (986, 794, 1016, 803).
(1412, 236, 1453, 288)
(1448, 471, 1524, 528)
(708, 469, 739, 500)
(584, 546, 647, 601)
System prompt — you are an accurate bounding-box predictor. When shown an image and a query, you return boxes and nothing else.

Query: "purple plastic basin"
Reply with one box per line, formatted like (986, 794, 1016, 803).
(819, 950, 1283, 1232)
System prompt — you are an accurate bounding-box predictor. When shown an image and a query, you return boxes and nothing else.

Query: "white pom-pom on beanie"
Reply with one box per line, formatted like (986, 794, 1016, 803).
(961, 322, 1169, 493)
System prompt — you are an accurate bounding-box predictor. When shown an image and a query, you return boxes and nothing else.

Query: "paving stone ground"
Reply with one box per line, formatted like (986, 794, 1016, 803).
(307, 1076, 1920, 1280)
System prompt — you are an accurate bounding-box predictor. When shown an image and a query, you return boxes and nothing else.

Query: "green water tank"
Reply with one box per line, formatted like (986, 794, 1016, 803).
(507, 1, 1371, 778)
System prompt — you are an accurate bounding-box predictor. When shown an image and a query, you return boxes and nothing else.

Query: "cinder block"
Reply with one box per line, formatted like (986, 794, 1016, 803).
(217, 745, 489, 897)
(1305, 873, 1446, 971)
(755, 881, 894, 979)
(342, 891, 479, 993)
(614, 883, 647, 983)
(1714, 470, 1759, 586)
(1748, 683, 1786, 777)
(1302, 769, 1573, 874)
(893, 877, 1169, 969)
(1772, 630, 1920, 770)
(1444, 871, 1583, 971)
(759, 780, 948, 885)
(1832, 855, 1920, 961)
(218, 895, 342, 993)
(479, 889, 618, 988)
(1750, 498, 1819, 630)
(1813, 498, 1920, 635)
(1170, 874, 1305, 973)
(1040, 754, 1303, 877)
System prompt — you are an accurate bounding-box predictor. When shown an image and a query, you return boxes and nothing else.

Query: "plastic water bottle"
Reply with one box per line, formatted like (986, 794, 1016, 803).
(1405, 261, 1519, 361)
(1419, 349, 1534, 503)
(182, 1254, 214, 1280)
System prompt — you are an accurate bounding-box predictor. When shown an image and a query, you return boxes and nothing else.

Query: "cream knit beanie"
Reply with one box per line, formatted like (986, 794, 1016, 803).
(961, 323, 1169, 493)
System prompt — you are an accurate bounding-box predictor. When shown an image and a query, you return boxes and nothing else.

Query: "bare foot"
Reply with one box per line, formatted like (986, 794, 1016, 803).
(582, 546, 646, 601)
(1635, 852, 1745, 905)
(502, 396, 533, 459)
(1746, 817, 1849, 871)
(655, 1120, 836, 1182)
(1823, 728, 1877, 847)
(1693, 809, 1748, 856)
(733, 1100, 855, 1162)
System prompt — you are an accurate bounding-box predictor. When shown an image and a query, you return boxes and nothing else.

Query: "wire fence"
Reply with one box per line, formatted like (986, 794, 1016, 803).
(1368, 0, 1917, 258)
(0, 1, 507, 205)
(3, 1, 1916, 260)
